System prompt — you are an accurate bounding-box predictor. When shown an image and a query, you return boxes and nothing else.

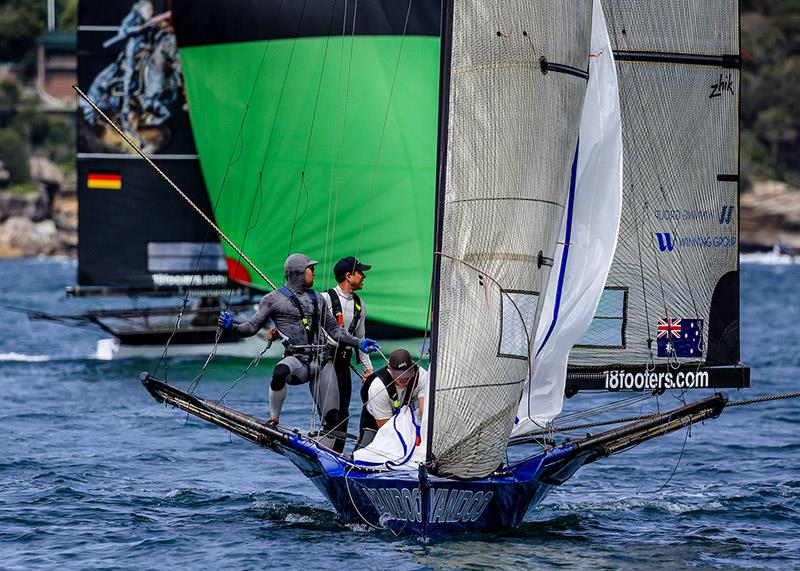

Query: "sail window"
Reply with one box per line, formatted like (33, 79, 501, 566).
(147, 242, 228, 273)
(498, 290, 539, 360)
(575, 287, 627, 348)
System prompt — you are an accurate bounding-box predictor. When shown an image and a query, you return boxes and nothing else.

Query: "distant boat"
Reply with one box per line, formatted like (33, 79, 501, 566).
(49, 0, 267, 359)
(137, 0, 749, 539)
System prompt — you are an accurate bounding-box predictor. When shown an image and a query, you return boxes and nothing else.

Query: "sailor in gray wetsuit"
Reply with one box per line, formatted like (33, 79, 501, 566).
(218, 253, 380, 449)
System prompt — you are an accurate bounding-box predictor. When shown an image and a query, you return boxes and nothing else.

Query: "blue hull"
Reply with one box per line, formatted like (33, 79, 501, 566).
(141, 374, 727, 539)
(274, 435, 577, 538)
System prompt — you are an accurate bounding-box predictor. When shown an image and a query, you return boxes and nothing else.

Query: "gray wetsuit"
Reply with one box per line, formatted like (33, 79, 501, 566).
(233, 254, 360, 449)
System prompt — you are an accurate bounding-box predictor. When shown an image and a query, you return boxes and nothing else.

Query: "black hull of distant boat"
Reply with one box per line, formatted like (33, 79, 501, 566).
(140, 374, 728, 538)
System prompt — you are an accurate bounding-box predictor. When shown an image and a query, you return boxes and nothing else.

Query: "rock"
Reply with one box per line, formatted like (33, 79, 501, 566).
(0, 216, 59, 257)
(741, 181, 800, 250)
(0, 190, 49, 223)
(29, 156, 65, 187)
(52, 191, 77, 232)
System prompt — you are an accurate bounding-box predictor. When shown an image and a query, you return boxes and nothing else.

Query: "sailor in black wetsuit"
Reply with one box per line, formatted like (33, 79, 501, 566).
(320, 256, 373, 452)
(218, 253, 380, 448)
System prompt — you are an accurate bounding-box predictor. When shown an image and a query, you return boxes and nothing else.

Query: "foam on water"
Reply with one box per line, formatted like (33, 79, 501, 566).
(0, 352, 51, 362)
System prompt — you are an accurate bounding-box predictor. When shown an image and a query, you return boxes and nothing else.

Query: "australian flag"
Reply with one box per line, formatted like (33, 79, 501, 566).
(657, 318, 703, 358)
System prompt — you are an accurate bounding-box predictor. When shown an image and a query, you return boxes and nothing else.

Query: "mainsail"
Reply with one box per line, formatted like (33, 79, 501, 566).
(567, 1, 743, 383)
(430, 0, 594, 478)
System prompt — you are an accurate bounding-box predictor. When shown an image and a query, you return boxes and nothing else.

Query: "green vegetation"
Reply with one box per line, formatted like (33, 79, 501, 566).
(0, 0, 76, 79)
(741, 1, 800, 187)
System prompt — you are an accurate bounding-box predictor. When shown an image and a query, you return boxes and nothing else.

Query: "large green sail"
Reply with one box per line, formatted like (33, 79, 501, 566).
(174, 2, 440, 330)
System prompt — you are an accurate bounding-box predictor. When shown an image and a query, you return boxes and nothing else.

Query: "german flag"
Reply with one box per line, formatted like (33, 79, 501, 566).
(87, 172, 122, 190)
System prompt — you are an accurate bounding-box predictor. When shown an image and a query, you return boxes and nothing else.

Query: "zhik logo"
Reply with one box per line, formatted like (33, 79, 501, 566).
(710, 73, 734, 98)
(656, 232, 674, 252)
(719, 205, 734, 224)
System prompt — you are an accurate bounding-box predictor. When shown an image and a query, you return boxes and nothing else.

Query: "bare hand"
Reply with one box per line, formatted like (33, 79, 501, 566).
(266, 327, 280, 342)
(362, 369, 373, 381)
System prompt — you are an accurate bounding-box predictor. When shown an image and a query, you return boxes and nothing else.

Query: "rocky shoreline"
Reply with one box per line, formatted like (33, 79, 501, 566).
(0, 157, 76, 258)
(0, 177, 798, 259)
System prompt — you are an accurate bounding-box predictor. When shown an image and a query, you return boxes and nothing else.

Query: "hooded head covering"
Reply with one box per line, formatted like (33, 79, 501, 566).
(284, 253, 318, 292)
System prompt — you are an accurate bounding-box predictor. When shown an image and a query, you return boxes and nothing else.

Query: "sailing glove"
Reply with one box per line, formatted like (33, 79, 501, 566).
(359, 338, 381, 354)
(218, 311, 234, 330)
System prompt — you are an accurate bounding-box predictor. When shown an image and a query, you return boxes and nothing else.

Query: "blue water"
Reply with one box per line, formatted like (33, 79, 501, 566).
(1, 257, 798, 569)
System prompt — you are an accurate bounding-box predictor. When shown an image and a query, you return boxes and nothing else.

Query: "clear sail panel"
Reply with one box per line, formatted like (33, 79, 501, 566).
(431, 0, 592, 479)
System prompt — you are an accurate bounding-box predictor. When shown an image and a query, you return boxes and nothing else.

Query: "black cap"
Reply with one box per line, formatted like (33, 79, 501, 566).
(333, 256, 371, 282)
(388, 349, 414, 371)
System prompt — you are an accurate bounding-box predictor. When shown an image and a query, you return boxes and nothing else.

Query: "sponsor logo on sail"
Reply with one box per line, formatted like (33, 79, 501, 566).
(710, 73, 734, 98)
(604, 369, 710, 390)
(361, 486, 494, 524)
(655, 232, 737, 252)
(719, 205, 735, 224)
(656, 232, 674, 252)
(654, 208, 714, 221)
(151, 273, 228, 287)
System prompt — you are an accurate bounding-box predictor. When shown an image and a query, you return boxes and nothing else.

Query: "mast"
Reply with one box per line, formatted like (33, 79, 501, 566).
(425, 0, 456, 467)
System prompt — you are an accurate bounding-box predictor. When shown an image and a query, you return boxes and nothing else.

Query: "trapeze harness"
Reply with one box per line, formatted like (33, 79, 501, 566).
(357, 366, 419, 449)
(326, 288, 362, 364)
(277, 286, 320, 360)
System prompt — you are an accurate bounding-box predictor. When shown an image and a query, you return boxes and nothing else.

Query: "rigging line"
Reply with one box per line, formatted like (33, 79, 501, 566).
(73, 85, 276, 290)
(633, 184, 654, 362)
(647, 423, 691, 495)
(327, 0, 359, 282)
(227, 0, 311, 308)
(288, 0, 340, 254)
(354, 0, 415, 257)
(154, 19, 280, 375)
(344, 466, 384, 530)
(312, 1, 360, 432)
(216, 341, 273, 405)
(321, 0, 350, 291)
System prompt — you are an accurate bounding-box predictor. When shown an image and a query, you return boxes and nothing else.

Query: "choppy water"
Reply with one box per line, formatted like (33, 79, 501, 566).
(1, 257, 798, 569)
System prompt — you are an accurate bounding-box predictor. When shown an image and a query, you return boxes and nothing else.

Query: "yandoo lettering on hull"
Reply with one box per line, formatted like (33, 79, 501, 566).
(361, 486, 494, 524)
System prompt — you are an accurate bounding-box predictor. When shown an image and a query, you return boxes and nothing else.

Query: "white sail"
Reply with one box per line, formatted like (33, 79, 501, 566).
(513, 0, 623, 435)
(430, 0, 593, 478)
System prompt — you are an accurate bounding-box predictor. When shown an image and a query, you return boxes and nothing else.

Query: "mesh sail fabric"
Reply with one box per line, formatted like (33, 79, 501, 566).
(431, 0, 592, 479)
(569, 1, 739, 368)
(514, 0, 623, 435)
(602, 0, 738, 54)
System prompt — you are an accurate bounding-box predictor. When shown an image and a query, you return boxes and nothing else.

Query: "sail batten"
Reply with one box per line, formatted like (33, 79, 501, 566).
(430, 0, 593, 479)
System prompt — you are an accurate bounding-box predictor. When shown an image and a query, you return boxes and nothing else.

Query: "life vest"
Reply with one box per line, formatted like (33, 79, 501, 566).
(277, 286, 319, 345)
(358, 366, 418, 433)
(326, 288, 362, 334)
(327, 288, 361, 363)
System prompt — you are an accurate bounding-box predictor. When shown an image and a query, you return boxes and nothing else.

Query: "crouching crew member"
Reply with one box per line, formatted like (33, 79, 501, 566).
(218, 253, 380, 435)
(320, 256, 373, 452)
(357, 348, 428, 449)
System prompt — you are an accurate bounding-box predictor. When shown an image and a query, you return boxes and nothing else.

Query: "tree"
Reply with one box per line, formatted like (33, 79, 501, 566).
(0, 128, 30, 184)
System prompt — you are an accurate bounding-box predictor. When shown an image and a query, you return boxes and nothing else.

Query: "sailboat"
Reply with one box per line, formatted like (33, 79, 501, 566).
(30, 0, 264, 359)
(133, 0, 747, 537)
